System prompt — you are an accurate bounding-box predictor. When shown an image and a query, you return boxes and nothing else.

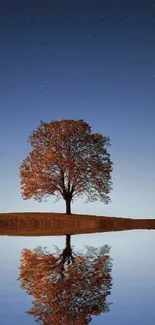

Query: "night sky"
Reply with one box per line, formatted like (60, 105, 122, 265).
(1, 0, 155, 218)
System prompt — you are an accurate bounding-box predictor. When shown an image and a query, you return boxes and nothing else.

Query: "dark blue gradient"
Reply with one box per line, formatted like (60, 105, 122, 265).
(0, 0, 155, 217)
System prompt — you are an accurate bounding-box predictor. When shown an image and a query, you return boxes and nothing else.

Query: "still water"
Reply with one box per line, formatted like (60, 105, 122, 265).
(0, 229, 155, 324)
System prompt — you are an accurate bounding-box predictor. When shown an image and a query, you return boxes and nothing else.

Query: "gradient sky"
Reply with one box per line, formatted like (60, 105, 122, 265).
(1, 0, 155, 218)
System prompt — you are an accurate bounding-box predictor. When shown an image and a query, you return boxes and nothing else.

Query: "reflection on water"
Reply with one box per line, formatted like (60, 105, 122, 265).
(0, 228, 155, 324)
(18, 235, 113, 324)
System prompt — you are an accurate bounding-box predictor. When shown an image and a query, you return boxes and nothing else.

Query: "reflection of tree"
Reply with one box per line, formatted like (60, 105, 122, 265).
(18, 235, 113, 325)
(59, 235, 75, 277)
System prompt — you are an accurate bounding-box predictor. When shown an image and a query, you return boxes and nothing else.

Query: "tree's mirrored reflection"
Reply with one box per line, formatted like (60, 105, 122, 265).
(18, 235, 113, 324)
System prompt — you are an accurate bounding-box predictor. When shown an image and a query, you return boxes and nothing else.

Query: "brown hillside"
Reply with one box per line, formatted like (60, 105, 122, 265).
(0, 212, 155, 236)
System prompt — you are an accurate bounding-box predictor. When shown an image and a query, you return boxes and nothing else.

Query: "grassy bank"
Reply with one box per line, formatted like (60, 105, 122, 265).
(0, 212, 155, 236)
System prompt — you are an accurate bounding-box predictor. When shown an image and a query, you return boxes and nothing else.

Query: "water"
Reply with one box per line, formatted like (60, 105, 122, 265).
(0, 229, 155, 324)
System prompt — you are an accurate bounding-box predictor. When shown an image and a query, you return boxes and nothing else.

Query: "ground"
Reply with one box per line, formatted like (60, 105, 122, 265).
(0, 212, 154, 236)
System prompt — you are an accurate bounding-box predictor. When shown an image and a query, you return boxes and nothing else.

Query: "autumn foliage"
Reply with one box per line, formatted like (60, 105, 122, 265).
(18, 237, 112, 324)
(19, 119, 113, 213)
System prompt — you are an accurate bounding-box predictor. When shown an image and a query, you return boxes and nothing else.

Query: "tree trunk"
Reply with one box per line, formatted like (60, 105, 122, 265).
(66, 234, 71, 249)
(65, 198, 71, 214)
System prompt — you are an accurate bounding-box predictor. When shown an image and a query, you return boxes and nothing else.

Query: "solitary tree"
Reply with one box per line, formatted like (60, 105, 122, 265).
(20, 119, 113, 214)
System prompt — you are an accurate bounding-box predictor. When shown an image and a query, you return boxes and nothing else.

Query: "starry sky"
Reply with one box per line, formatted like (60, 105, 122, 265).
(1, 0, 155, 218)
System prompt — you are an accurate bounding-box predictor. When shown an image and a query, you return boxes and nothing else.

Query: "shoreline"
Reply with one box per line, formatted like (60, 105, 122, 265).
(0, 211, 154, 220)
(0, 212, 155, 236)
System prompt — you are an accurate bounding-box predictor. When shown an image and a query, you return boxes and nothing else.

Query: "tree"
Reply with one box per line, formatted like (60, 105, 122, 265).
(19, 119, 113, 214)
(18, 238, 113, 324)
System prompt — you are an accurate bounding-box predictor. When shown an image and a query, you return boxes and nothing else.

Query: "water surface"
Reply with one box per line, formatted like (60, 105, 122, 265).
(0, 229, 155, 324)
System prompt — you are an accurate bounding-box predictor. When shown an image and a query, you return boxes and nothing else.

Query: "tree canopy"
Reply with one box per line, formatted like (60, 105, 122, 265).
(20, 119, 113, 213)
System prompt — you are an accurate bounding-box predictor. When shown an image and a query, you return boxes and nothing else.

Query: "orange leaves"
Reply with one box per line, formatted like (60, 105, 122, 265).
(19, 119, 113, 207)
(18, 241, 112, 324)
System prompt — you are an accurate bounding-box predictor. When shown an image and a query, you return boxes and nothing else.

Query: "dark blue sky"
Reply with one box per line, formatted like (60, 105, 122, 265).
(1, 0, 155, 217)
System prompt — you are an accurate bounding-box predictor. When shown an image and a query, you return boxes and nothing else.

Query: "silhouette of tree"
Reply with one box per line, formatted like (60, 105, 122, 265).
(58, 235, 75, 277)
(19, 119, 113, 214)
(18, 236, 113, 324)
